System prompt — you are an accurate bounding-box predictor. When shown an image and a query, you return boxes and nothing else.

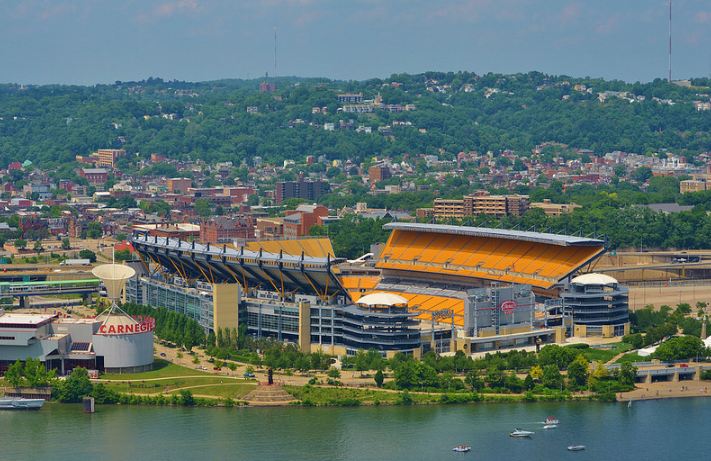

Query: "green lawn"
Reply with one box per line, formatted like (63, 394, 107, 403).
(567, 343, 632, 363)
(101, 359, 211, 380)
(615, 352, 646, 364)
(173, 383, 256, 399)
(102, 376, 239, 394)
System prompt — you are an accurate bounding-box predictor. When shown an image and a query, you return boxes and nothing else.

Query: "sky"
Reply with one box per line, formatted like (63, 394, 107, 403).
(1, 0, 710, 85)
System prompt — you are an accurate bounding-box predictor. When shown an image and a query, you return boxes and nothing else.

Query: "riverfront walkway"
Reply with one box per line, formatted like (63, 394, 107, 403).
(618, 380, 711, 401)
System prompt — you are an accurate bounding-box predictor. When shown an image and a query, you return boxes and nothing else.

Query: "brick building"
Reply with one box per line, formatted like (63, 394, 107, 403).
(79, 168, 109, 187)
(166, 178, 192, 194)
(368, 164, 392, 183)
(283, 204, 328, 238)
(199, 216, 255, 243)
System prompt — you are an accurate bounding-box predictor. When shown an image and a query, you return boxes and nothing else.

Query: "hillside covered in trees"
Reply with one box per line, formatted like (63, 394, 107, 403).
(1, 72, 710, 168)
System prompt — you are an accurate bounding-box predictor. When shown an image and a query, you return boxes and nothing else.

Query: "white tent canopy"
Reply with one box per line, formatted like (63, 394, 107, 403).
(357, 292, 408, 307)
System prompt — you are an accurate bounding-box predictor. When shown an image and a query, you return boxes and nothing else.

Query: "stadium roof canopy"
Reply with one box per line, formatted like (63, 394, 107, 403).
(131, 233, 346, 299)
(383, 223, 604, 247)
(377, 223, 606, 290)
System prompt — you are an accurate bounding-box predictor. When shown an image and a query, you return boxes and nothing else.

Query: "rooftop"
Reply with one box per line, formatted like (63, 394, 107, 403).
(0, 312, 57, 326)
(383, 223, 604, 247)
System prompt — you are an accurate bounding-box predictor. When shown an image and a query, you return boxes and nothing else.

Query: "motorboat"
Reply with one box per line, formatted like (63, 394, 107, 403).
(452, 445, 471, 453)
(0, 397, 45, 410)
(543, 416, 559, 425)
(509, 429, 534, 438)
(567, 445, 586, 452)
(543, 424, 558, 429)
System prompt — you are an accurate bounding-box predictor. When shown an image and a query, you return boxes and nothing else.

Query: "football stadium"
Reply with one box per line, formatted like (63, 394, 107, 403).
(129, 222, 629, 357)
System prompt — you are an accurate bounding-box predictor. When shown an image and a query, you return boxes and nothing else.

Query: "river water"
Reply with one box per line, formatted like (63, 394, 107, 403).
(1, 399, 708, 461)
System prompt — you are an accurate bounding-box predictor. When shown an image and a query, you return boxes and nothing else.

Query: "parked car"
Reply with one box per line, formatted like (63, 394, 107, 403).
(243, 371, 255, 378)
(159, 352, 167, 357)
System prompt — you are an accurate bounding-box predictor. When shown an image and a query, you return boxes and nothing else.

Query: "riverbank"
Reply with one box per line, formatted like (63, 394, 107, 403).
(617, 380, 711, 401)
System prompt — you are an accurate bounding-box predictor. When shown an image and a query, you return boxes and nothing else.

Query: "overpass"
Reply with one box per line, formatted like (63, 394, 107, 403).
(0, 279, 101, 307)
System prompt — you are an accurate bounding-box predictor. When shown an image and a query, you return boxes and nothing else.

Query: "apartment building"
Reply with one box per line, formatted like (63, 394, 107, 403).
(433, 199, 465, 219)
(530, 199, 581, 216)
(96, 149, 126, 169)
(275, 180, 330, 205)
(680, 179, 707, 194)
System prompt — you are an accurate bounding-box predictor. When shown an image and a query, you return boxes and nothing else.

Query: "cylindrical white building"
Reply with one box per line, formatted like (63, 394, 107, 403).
(92, 313, 154, 373)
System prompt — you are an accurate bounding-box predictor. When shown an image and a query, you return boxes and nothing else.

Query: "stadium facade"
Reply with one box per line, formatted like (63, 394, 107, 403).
(129, 223, 629, 357)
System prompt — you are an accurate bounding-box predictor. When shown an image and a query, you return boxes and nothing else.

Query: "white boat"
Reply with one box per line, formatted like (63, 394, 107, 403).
(543, 424, 558, 429)
(0, 397, 45, 410)
(543, 416, 559, 425)
(567, 445, 586, 452)
(509, 429, 534, 438)
(452, 445, 471, 453)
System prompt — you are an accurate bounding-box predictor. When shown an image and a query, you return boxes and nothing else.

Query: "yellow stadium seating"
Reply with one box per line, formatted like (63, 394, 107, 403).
(376, 228, 604, 289)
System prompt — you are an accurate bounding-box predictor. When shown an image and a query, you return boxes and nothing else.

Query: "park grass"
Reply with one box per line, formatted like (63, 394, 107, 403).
(101, 359, 211, 380)
(615, 352, 646, 364)
(566, 342, 632, 363)
(172, 383, 256, 399)
(102, 376, 238, 394)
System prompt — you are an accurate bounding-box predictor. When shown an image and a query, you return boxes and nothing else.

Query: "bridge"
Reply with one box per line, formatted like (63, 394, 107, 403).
(608, 360, 711, 383)
(0, 279, 101, 307)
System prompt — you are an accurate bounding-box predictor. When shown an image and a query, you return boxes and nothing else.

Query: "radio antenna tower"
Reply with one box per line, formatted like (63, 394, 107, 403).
(274, 27, 278, 77)
(668, 0, 672, 82)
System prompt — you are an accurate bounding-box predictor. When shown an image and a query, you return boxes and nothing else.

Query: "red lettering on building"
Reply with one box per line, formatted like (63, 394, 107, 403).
(95, 316, 156, 335)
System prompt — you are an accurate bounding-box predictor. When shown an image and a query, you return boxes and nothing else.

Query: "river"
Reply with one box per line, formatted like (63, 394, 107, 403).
(1, 399, 708, 461)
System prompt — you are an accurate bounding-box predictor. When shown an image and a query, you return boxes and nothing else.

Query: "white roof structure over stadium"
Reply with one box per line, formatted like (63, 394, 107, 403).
(571, 273, 618, 286)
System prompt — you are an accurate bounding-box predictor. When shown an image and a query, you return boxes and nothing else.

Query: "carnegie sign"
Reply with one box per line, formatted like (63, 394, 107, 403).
(97, 316, 155, 335)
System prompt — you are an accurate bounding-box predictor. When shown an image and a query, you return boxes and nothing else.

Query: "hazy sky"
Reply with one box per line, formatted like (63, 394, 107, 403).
(1, 0, 710, 85)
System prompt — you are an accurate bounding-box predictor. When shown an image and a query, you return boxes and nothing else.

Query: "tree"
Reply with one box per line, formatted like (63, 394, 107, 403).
(393, 361, 418, 389)
(33, 240, 43, 253)
(23, 358, 55, 387)
(114, 249, 131, 261)
(4, 360, 24, 388)
(79, 249, 97, 262)
(57, 367, 93, 403)
(523, 374, 535, 390)
(194, 199, 212, 218)
(632, 166, 653, 183)
(86, 222, 103, 239)
(14, 239, 27, 250)
(619, 362, 638, 387)
(61, 238, 71, 250)
(327, 367, 341, 379)
(529, 365, 544, 381)
(374, 369, 384, 387)
(541, 365, 563, 390)
(180, 389, 195, 406)
(566, 355, 590, 389)
(653, 336, 707, 361)
(465, 370, 484, 391)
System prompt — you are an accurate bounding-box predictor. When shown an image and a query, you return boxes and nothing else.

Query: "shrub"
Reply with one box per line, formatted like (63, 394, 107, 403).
(398, 391, 413, 405)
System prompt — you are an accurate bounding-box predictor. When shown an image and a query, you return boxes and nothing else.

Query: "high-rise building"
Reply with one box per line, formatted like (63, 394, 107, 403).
(275, 180, 330, 204)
